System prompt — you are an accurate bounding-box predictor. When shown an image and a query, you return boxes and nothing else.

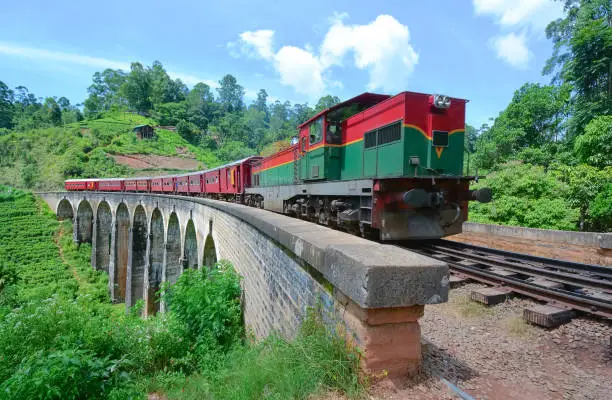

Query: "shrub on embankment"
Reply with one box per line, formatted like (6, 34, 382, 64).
(0, 186, 364, 399)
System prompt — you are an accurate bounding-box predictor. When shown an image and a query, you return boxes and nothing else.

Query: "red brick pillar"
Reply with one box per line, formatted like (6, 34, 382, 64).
(342, 299, 424, 378)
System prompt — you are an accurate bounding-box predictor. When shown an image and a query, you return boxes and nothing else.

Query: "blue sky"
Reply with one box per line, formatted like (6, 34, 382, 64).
(0, 0, 564, 127)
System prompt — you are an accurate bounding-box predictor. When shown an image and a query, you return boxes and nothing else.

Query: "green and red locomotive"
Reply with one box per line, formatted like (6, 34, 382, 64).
(66, 90, 491, 240)
(246, 91, 491, 240)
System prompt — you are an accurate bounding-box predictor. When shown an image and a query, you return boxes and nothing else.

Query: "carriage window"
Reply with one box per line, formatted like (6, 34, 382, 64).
(309, 117, 323, 144)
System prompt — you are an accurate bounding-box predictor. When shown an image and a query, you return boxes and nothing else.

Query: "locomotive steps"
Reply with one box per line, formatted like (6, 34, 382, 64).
(38, 191, 450, 378)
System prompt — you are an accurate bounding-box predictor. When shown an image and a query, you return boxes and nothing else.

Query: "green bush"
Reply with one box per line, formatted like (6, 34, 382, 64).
(0, 348, 128, 400)
(164, 260, 243, 350)
(469, 162, 580, 230)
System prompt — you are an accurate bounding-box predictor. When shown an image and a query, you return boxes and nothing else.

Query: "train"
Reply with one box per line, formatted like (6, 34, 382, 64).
(65, 91, 492, 240)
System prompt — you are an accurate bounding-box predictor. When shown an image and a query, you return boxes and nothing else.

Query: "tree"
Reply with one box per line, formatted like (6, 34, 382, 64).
(186, 83, 216, 129)
(0, 80, 14, 129)
(290, 103, 314, 126)
(243, 107, 267, 148)
(120, 63, 152, 112)
(57, 97, 71, 111)
(551, 163, 612, 230)
(216, 75, 244, 113)
(574, 115, 612, 167)
(176, 120, 200, 144)
(544, 0, 612, 138)
(252, 89, 269, 119)
(473, 83, 569, 169)
(314, 95, 341, 113)
(84, 69, 127, 116)
(43, 98, 62, 126)
(149, 61, 187, 106)
(589, 183, 612, 231)
(464, 124, 478, 153)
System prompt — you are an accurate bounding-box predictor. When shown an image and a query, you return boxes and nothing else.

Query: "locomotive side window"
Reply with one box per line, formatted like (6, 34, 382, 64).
(309, 117, 323, 144)
(364, 130, 377, 149)
(378, 121, 401, 145)
(432, 130, 449, 147)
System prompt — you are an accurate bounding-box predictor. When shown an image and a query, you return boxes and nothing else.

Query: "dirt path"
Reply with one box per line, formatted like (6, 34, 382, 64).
(54, 221, 84, 288)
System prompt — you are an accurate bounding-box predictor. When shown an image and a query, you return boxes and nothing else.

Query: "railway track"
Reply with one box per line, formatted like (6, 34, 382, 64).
(401, 240, 612, 319)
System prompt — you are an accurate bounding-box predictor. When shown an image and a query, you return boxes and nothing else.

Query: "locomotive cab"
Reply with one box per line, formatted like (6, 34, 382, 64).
(298, 93, 389, 182)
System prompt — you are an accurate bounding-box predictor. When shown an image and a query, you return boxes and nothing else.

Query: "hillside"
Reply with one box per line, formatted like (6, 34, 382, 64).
(0, 112, 220, 190)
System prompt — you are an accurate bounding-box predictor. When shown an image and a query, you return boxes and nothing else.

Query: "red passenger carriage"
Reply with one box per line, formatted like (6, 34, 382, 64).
(98, 178, 123, 192)
(136, 178, 150, 192)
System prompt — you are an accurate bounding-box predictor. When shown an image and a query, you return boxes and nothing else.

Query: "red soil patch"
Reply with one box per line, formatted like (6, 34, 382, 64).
(111, 154, 201, 170)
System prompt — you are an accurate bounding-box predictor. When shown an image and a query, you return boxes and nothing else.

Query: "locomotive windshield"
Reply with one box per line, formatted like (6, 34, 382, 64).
(309, 117, 323, 144)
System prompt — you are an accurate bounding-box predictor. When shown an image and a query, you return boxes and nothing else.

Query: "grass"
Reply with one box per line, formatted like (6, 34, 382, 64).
(0, 186, 365, 399)
(161, 309, 364, 400)
(447, 293, 495, 318)
(502, 314, 534, 338)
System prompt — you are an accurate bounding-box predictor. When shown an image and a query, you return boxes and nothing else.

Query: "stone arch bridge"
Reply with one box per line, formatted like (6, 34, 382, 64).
(39, 192, 448, 377)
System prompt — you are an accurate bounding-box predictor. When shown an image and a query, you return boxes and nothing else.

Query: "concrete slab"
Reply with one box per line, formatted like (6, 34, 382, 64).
(449, 273, 470, 288)
(523, 304, 574, 328)
(589, 291, 612, 302)
(456, 259, 480, 267)
(429, 252, 452, 259)
(530, 278, 564, 290)
(470, 287, 512, 305)
(488, 267, 519, 277)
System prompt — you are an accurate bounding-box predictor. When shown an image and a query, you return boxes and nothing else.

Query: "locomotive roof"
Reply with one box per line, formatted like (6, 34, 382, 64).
(298, 92, 390, 129)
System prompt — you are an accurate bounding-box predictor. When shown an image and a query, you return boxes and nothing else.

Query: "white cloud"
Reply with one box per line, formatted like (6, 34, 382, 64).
(491, 32, 531, 69)
(274, 46, 326, 97)
(320, 14, 418, 91)
(239, 30, 275, 60)
(230, 14, 418, 97)
(473, 0, 563, 30)
(0, 42, 130, 70)
(473, 0, 563, 69)
(0, 42, 218, 87)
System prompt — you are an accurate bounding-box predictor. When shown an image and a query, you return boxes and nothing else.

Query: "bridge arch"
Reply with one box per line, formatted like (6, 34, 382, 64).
(76, 200, 94, 243)
(203, 220, 217, 269)
(146, 208, 164, 315)
(114, 203, 130, 303)
(166, 212, 181, 284)
(183, 219, 198, 269)
(95, 201, 112, 274)
(57, 199, 74, 220)
(130, 205, 147, 308)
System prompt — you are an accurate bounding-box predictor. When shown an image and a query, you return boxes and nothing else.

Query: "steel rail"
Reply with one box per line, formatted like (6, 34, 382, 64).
(438, 239, 612, 277)
(421, 244, 612, 293)
(400, 243, 612, 319)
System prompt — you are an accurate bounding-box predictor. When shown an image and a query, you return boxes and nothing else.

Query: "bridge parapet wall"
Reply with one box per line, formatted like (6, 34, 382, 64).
(456, 222, 612, 266)
(38, 192, 449, 377)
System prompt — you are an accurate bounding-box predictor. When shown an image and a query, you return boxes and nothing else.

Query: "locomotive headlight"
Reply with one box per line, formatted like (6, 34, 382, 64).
(433, 94, 451, 109)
